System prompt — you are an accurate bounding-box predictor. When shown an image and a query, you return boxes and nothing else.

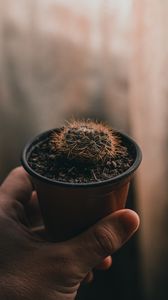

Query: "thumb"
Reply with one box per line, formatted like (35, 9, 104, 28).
(68, 209, 140, 273)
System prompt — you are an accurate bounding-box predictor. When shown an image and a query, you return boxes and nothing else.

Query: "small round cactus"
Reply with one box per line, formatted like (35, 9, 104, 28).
(52, 120, 127, 165)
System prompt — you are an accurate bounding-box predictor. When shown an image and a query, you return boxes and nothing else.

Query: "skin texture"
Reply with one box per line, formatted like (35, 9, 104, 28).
(0, 167, 140, 300)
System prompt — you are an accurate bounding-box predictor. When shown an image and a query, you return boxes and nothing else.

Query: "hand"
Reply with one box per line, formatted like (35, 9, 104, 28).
(0, 167, 139, 300)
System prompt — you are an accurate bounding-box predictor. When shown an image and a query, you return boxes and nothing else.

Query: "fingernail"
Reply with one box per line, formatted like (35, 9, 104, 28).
(116, 209, 140, 243)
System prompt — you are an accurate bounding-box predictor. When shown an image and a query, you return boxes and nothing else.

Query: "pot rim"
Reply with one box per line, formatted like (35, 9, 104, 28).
(21, 128, 142, 188)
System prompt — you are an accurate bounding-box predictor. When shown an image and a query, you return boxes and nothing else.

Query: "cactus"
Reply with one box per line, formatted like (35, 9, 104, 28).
(52, 120, 127, 165)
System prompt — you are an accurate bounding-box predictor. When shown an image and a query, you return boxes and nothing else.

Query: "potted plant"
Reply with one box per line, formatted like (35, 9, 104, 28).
(21, 120, 142, 241)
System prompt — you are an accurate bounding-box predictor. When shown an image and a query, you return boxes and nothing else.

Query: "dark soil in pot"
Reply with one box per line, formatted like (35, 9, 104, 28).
(27, 126, 134, 184)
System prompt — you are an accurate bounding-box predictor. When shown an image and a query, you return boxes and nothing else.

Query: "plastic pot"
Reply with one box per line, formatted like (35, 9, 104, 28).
(21, 128, 142, 241)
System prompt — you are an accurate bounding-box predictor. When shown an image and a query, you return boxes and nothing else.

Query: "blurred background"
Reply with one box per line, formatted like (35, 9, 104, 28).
(0, 0, 168, 299)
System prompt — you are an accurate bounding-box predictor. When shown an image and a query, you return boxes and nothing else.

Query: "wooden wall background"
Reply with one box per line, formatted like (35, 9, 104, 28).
(0, 1, 168, 299)
(130, 1, 168, 299)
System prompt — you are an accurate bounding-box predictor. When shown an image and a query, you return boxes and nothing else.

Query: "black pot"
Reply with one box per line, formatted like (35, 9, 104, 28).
(21, 128, 142, 241)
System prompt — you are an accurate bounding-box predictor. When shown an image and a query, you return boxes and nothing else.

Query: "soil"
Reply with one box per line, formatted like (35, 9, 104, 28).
(28, 131, 134, 183)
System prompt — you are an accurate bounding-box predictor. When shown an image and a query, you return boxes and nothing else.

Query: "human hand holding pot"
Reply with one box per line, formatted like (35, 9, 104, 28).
(0, 167, 139, 300)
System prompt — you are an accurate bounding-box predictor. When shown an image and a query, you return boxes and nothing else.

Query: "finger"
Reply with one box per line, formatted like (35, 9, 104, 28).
(67, 209, 140, 273)
(82, 257, 112, 285)
(0, 167, 33, 224)
(82, 271, 94, 285)
(82, 256, 112, 284)
(31, 225, 50, 241)
(0, 167, 33, 205)
(26, 191, 43, 227)
(81, 257, 112, 285)
(95, 256, 112, 270)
